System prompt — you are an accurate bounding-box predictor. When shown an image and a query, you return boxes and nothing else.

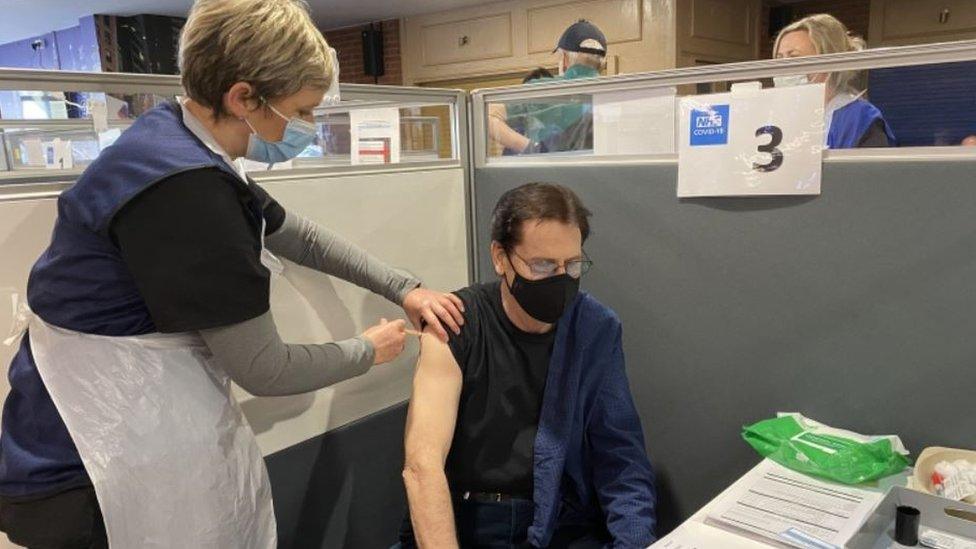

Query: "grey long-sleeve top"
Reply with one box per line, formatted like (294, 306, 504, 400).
(199, 211, 421, 396)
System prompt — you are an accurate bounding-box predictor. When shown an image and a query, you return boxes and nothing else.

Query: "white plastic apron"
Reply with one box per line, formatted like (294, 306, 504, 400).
(18, 226, 285, 548)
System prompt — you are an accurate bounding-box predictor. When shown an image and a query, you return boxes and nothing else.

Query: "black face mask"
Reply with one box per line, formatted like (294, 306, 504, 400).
(506, 269, 580, 324)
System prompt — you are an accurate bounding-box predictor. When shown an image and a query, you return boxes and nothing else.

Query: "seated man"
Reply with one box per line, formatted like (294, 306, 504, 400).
(400, 183, 656, 548)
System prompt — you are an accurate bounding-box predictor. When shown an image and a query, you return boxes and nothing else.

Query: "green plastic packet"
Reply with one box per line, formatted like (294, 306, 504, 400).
(742, 413, 911, 485)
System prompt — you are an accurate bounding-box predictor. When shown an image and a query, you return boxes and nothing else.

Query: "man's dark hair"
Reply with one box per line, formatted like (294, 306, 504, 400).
(523, 67, 553, 84)
(490, 182, 591, 251)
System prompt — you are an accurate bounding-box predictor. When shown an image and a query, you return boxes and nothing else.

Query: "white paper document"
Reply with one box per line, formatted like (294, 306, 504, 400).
(655, 520, 771, 548)
(707, 460, 883, 549)
(44, 138, 73, 170)
(88, 99, 109, 133)
(350, 107, 401, 165)
(593, 87, 676, 156)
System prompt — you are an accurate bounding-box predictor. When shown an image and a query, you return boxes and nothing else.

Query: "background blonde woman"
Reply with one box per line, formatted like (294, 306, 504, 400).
(0, 1, 462, 546)
(773, 13, 896, 149)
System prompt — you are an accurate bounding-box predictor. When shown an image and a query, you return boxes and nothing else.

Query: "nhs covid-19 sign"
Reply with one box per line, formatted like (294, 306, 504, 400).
(677, 83, 825, 197)
(690, 105, 730, 146)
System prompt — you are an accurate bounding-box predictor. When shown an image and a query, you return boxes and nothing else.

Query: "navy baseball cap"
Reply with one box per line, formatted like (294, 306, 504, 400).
(554, 20, 607, 56)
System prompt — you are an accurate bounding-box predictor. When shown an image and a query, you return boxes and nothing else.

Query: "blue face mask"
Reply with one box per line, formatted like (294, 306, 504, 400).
(243, 102, 316, 164)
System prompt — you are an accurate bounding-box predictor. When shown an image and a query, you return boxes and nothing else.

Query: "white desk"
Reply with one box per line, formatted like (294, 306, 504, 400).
(652, 459, 911, 549)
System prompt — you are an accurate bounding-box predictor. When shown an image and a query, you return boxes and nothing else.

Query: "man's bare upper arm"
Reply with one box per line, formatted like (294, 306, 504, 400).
(488, 102, 508, 121)
(404, 328, 463, 467)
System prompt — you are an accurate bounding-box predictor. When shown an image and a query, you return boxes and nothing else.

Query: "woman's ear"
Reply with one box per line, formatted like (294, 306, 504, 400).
(224, 82, 258, 118)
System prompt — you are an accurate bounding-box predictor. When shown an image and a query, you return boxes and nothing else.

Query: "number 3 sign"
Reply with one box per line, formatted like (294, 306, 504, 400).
(677, 82, 825, 197)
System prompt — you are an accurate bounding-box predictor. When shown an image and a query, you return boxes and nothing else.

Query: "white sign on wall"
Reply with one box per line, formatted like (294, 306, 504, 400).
(350, 107, 401, 165)
(677, 82, 826, 197)
(44, 138, 72, 170)
(88, 99, 109, 133)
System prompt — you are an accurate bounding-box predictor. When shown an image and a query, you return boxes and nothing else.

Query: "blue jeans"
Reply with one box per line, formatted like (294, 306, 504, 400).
(395, 497, 608, 548)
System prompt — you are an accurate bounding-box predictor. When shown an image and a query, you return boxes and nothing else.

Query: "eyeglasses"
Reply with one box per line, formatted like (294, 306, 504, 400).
(508, 249, 593, 279)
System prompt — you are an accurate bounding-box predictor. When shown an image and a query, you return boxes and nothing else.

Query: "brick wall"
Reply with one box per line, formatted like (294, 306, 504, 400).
(761, 0, 871, 59)
(323, 19, 403, 85)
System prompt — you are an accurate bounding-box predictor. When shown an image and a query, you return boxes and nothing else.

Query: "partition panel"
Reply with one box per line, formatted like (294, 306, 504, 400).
(253, 166, 469, 456)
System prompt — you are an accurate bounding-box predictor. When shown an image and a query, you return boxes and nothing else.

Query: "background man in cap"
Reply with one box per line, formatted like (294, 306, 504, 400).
(488, 20, 607, 155)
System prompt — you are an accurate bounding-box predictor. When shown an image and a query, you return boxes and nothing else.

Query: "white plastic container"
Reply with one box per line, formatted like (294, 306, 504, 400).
(912, 447, 976, 505)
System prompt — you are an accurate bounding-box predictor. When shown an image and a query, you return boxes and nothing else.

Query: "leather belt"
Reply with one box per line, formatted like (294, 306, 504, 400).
(455, 491, 520, 503)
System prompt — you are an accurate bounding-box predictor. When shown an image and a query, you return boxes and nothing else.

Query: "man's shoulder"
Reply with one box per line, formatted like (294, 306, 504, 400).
(442, 282, 500, 362)
(452, 281, 500, 313)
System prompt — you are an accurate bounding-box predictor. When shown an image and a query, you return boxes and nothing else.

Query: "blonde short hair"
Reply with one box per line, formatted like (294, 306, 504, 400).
(179, 0, 334, 117)
(773, 13, 866, 94)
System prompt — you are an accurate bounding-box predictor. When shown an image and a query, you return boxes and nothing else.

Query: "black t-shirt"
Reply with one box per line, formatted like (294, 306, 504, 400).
(445, 281, 555, 498)
(857, 119, 891, 148)
(110, 167, 286, 333)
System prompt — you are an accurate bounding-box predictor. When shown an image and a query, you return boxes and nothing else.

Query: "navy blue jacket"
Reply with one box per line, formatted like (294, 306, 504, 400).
(529, 292, 656, 547)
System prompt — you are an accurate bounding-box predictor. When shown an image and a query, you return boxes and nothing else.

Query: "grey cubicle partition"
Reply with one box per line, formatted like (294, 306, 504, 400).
(266, 402, 409, 548)
(472, 158, 976, 534)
